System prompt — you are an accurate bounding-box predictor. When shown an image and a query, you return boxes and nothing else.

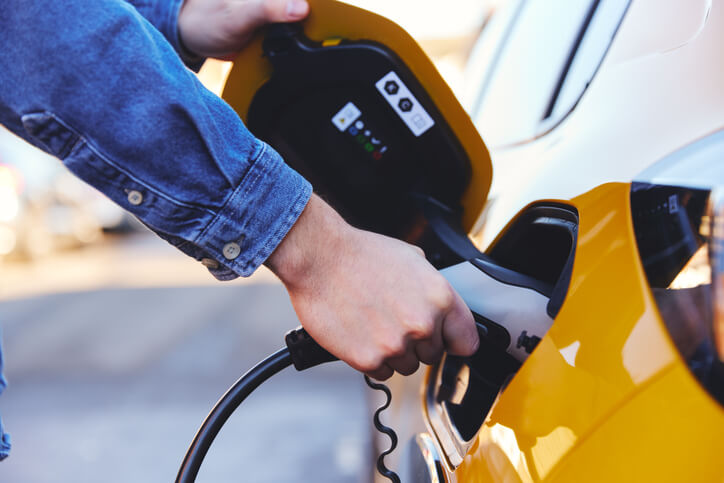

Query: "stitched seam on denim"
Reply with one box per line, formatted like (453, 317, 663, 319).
(194, 147, 265, 253)
(57, 133, 80, 160)
(72, 134, 217, 217)
(202, 139, 268, 228)
(30, 111, 81, 160)
(63, 136, 85, 161)
(48, 108, 216, 216)
(192, 141, 270, 247)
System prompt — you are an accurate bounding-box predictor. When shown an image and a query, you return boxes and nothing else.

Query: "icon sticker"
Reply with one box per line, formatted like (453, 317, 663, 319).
(375, 71, 435, 137)
(412, 114, 427, 129)
(398, 98, 413, 112)
(384, 80, 399, 95)
(332, 102, 362, 132)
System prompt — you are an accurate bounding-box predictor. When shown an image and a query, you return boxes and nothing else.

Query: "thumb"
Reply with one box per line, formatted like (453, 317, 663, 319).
(258, 0, 310, 24)
(228, 0, 309, 41)
(441, 289, 479, 356)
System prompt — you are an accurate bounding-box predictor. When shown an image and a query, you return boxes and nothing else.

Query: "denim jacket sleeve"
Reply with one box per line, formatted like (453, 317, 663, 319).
(0, 0, 313, 281)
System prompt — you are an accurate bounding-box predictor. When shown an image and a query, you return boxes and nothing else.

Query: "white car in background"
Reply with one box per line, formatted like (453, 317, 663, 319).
(461, 0, 724, 248)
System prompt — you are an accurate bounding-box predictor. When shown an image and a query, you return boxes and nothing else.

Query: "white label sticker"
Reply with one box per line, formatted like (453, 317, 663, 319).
(331, 102, 362, 132)
(375, 71, 435, 137)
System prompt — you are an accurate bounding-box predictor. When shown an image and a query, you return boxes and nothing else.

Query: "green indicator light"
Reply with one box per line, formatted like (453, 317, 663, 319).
(364, 143, 374, 152)
(356, 134, 366, 144)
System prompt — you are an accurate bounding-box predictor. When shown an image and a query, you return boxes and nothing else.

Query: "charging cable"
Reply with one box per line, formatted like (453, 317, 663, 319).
(175, 327, 400, 483)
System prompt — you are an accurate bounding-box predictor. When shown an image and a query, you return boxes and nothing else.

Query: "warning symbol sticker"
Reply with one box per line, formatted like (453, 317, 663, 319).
(331, 102, 362, 132)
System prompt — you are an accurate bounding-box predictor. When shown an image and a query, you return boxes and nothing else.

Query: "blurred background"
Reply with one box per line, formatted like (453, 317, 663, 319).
(0, 1, 497, 482)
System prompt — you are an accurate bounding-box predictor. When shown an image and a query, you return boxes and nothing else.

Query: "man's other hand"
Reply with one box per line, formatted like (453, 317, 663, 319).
(178, 0, 310, 60)
(267, 195, 480, 380)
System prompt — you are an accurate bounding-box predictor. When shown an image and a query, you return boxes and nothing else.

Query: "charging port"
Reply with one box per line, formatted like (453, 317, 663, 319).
(426, 202, 578, 466)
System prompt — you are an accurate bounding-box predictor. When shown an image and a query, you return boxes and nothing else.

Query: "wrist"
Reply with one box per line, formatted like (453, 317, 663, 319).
(266, 194, 351, 289)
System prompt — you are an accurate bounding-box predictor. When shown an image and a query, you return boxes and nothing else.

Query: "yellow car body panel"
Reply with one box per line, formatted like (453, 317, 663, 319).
(220, 0, 491, 231)
(433, 183, 724, 481)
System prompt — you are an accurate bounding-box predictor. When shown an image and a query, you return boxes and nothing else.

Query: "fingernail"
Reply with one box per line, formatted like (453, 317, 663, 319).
(286, 0, 308, 18)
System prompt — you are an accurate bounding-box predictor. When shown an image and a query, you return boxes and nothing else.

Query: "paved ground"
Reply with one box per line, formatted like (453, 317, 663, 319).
(0, 234, 372, 483)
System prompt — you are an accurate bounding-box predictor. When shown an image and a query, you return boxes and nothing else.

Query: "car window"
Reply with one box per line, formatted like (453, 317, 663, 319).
(543, 0, 631, 124)
(468, 0, 630, 148)
(461, 0, 524, 111)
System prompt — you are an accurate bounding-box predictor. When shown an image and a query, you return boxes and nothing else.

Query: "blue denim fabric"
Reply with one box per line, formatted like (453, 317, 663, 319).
(1, 0, 312, 279)
(0, 327, 10, 461)
(0, 0, 313, 459)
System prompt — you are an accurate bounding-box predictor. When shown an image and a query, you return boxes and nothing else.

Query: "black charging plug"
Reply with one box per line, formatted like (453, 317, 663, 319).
(285, 327, 339, 371)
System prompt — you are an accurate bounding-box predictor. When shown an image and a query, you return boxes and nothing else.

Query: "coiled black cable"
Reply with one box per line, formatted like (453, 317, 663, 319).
(364, 375, 401, 483)
(176, 328, 401, 483)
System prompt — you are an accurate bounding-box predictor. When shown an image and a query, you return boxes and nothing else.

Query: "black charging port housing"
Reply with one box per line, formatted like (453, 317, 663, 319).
(246, 24, 472, 264)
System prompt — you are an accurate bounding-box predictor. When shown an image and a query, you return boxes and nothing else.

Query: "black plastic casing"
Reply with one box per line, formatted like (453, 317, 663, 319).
(247, 25, 472, 265)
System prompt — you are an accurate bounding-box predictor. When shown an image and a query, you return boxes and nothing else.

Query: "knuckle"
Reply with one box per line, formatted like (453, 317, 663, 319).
(380, 336, 407, 358)
(406, 318, 435, 340)
(431, 279, 455, 309)
(353, 350, 383, 373)
(404, 241, 425, 257)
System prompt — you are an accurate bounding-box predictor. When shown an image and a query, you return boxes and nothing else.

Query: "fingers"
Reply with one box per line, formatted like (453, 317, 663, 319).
(364, 279, 475, 377)
(441, 289, 479, 356)
(414, 337, 444, 365)
(387, 351, 420, 376)
(366, 364, 394, 381)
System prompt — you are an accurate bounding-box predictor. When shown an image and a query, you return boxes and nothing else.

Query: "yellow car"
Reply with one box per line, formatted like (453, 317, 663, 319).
(383, 0, 724, 481)
(217, 0, 724, 481)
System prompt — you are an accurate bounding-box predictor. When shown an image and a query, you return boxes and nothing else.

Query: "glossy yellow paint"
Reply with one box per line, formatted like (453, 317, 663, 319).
(220, 0, 492, 231)
(432, 182, 724, 481)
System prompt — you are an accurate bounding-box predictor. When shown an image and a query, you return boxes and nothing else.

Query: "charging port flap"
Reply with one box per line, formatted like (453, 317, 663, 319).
(221, 0, 493, 263)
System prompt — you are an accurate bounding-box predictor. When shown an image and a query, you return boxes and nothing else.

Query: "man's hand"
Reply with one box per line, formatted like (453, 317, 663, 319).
(267, 195, 479, 380)
(178, 0, 310, 60)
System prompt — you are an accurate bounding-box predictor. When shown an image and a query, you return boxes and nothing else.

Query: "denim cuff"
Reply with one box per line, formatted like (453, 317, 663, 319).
(197, 142, 313, 279)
